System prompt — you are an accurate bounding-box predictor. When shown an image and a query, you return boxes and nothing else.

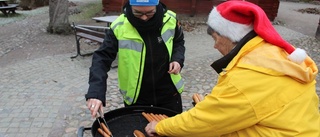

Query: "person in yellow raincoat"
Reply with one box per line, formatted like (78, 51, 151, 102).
(145, 1, 319, 137)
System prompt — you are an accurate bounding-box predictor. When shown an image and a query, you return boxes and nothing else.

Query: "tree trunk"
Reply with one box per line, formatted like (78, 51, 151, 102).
(47, 0, 73, 35)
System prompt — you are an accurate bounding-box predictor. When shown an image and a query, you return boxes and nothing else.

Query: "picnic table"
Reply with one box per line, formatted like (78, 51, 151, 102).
(0, 0, 18, 17)
(92, 15, 119, 27)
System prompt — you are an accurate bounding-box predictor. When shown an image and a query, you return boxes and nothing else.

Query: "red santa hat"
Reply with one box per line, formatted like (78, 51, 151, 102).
(207, 1, 307, 64)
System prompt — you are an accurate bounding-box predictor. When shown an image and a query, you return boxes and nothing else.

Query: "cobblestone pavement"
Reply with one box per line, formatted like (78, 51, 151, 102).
(0, 25, 319, 137)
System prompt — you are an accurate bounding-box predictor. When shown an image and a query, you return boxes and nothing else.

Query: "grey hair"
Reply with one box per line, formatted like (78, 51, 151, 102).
(207, 26, 220, 36)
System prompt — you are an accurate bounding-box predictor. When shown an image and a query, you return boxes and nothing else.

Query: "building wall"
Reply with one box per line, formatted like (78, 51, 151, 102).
(101, 0, 279, 21)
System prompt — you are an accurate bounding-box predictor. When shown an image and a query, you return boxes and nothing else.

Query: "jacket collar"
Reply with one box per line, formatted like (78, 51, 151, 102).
(211, 30, 257, 73)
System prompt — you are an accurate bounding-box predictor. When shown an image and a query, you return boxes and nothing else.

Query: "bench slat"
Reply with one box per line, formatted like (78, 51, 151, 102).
(75, 26, 105, 38)
(71, 23, 108, 58)
(77, 25, 109, 30)
(76, 32, 104, 43)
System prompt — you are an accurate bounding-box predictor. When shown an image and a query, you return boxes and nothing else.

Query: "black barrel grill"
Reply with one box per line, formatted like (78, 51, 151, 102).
(77, 106, 178, 137)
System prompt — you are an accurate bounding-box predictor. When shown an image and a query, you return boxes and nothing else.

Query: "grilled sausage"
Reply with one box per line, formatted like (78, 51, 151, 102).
(97, 128, 110, 137)
(150, 113, 161, 122)
(133, 130, 146, 137)
(156, 114, 165, 120)
(142, 112, 169, 122)
(192, 93, 201, 104)
(100, 122, 112, 136)
(142, 112, 153, 122)
(161, 114, 168, 119)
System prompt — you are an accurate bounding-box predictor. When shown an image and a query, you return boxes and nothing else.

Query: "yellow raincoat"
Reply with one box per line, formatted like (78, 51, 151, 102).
(155, 36, 319, 137)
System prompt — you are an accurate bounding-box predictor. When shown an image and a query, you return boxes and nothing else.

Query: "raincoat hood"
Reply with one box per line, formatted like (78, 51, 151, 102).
(226, 36, 318, 84)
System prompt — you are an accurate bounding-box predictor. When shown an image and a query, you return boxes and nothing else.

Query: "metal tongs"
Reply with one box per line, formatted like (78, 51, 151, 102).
(96, 109, 113, 137)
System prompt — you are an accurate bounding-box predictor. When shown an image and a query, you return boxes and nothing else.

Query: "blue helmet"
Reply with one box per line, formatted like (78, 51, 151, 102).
(129, 0, 159, 6)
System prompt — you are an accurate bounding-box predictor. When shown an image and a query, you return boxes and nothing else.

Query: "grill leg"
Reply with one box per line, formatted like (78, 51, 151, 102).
(77, 126, 92, 137)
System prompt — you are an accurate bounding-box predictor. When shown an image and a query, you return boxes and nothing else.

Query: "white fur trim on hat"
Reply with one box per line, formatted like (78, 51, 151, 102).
(207, 8, 253, 42)
(288, 48, 307, 64)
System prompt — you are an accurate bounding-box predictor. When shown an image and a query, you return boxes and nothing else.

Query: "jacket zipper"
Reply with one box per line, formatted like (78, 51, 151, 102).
(132, 16, 171, 105)
(147, 34, 157, 106)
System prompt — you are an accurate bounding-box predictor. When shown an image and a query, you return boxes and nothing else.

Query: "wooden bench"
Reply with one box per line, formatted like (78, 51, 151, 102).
(71, 23, 109, 58)
(0, 4, 18, 17)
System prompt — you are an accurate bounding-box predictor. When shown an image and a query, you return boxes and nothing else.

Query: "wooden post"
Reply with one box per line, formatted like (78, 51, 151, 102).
(190, 0, 196, 17)
(316, 17, 320, 40)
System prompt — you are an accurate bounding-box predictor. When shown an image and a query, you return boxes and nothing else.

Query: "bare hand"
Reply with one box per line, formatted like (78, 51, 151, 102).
(86, 99, 103, 118)
(145, 121, 158, 136)
(168, 61, 181, 75)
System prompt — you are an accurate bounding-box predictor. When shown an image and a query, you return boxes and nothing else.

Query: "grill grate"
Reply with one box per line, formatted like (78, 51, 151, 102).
(95, 113, 148, 137)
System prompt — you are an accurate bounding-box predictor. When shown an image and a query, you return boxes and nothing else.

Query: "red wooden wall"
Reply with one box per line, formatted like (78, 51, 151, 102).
(246, 0, 280, 21)
(101, 0, 279, 21)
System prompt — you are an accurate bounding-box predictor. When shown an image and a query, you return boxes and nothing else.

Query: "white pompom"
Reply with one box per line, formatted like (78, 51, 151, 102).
(287, 48, 307, 64)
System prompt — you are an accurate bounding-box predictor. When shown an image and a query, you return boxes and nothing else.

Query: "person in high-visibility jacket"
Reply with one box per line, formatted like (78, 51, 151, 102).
(145, 1, 319, 137)
(85, 0, 186, 118)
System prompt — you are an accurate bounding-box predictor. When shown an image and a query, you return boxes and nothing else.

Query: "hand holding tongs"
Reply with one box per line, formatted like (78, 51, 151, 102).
(96, 109, 113, 137)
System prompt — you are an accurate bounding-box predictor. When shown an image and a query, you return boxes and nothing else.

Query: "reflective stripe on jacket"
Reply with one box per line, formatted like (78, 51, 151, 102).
(111, 10, 184, 105)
